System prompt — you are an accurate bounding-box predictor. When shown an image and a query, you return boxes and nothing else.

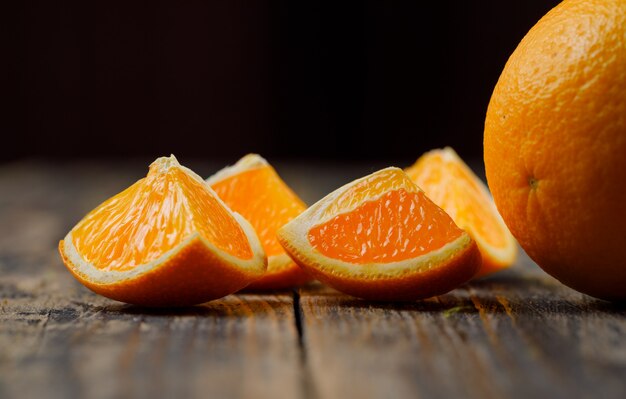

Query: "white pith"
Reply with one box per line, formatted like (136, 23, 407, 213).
(206, 153, 268, 185)
(267, 253, 296, 271)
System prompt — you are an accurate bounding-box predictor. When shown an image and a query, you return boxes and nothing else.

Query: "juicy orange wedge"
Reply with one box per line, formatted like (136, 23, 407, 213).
(59, 156, 267, 306)
(277, 168, 481, 301)
(207, 154, 311, 289)
(405, 147, 517, 277)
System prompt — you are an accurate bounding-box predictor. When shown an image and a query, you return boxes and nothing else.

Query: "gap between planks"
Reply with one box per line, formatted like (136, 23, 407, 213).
(292, 289, 318, 399)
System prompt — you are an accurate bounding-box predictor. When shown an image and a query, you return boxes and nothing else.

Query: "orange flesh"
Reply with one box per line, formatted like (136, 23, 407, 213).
(308, 189, 463, 264)
(323, 169, 414, 219)
(408, 156, 507, 248)
(211, 166, 306, 257)
(72, 165, 253, 271)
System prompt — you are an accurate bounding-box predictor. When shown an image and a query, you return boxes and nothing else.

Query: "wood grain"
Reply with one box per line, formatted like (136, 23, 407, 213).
(1, 160, 626, 399)
(0, 273, 303, 399)
(297, 256, 626, 399)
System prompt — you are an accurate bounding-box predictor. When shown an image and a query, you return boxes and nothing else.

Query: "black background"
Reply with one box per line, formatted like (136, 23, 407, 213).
(4, 1, 561, 164)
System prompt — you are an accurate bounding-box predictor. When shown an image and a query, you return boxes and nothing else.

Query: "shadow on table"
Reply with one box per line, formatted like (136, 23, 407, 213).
(299, 274, 626, 316)
(77, 272, 625, 318)
(93, 294, 292, 318)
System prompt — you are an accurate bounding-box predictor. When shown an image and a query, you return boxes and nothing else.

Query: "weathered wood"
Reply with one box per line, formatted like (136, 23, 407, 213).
(298, 254, 626, 399)
(0, 272, 303, 399)
(1, 160, 626, 399)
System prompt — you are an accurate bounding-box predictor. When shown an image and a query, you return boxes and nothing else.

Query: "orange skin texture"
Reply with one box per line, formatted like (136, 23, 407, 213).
(484, 0, 626, 300)
(243, 264, 311, 292)
(247, 261, 311, 290)
(279, 234, 481, 301)
(60, 237, 266, 307)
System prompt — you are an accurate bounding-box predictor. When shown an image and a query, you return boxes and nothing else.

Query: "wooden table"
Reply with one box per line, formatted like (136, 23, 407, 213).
(1, 159, 625, 399)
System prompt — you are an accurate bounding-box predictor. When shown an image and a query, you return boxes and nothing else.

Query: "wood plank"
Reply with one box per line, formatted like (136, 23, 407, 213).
(0, 270, 304, 399)
(298, 253, 626, 399)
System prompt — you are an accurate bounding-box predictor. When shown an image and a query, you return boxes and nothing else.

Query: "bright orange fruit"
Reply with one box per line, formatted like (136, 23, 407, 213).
(59, 156, 267, 306)
(277, 168, 481, 301)
(484, 0, 626, 300)
(207, 154, 311, 289)
(405, 147, 517, 278)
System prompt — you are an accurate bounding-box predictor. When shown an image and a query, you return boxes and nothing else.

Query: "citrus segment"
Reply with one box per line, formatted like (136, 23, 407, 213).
(207, 154, 311, 289)
(278, 167, 481, 301)
(73, 161, 252, 272)
(309, 189, 463, 263)
(59, 155, 267, 306)
(405, 147, 517, 277)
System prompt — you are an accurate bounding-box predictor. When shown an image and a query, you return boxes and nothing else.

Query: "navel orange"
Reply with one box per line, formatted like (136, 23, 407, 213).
(406, 147, 517, 278)
(207, 154, 311, 289)
(484, 0, 626, 300)
(59, 156, 267, 306)
(277, 168, 481, 301)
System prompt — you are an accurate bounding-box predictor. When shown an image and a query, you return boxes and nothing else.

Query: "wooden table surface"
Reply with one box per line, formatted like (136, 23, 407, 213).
(1, 159, 625, 399)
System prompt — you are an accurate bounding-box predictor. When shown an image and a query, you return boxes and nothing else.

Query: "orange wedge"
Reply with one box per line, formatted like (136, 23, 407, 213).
(277, 168, 481, 301)
(405, 147, 517, 277)
(207, 154, 311, 289)
(59, 156, 267, 306)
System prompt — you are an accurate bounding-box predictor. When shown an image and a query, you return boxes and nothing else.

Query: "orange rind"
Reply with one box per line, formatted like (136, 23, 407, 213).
(278, 167, 481, 301)
(59, 155, 267, 306)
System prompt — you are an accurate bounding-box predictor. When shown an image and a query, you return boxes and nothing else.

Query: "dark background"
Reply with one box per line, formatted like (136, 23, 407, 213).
(4, 1, 560, 164)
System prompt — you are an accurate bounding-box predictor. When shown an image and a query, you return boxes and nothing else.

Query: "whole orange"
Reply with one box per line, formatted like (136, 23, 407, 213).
(484, 0, 626, 300)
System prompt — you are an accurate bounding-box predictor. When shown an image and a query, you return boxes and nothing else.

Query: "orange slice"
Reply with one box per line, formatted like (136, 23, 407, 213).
(207, 154, 311, 289)
(405, 147, 517, 277)
(59, 156, 267, 306)
(277, 168, 481, 301)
